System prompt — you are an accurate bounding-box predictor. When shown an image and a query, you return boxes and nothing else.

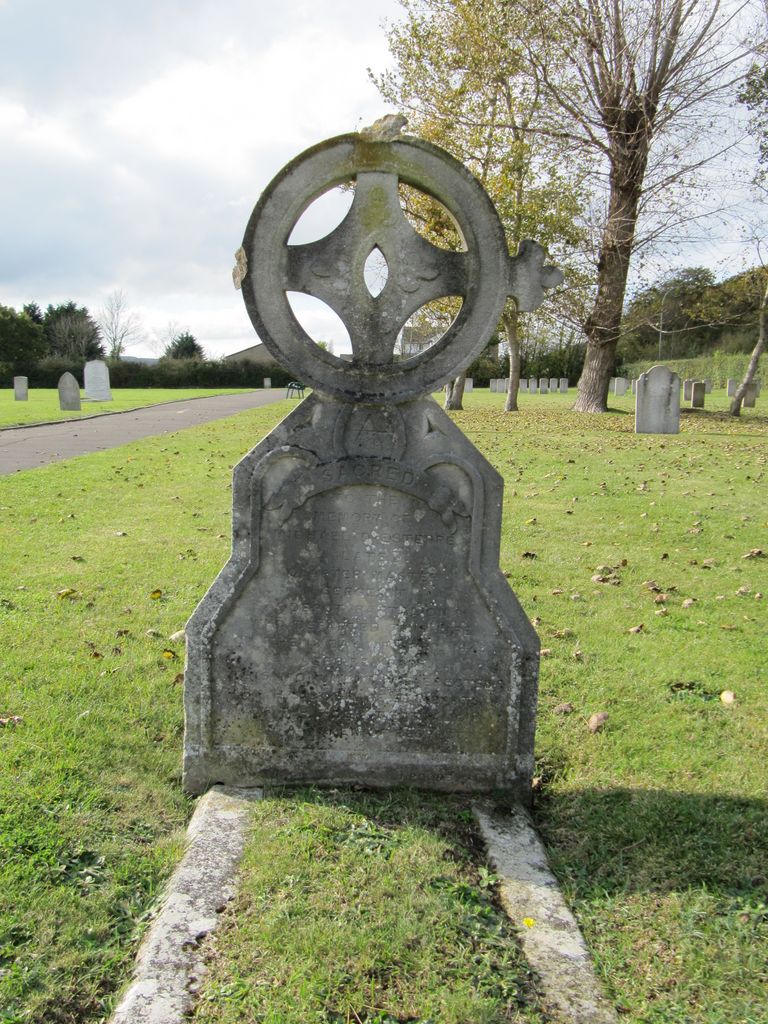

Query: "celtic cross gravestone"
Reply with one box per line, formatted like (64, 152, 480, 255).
(183, 128, 562, 799)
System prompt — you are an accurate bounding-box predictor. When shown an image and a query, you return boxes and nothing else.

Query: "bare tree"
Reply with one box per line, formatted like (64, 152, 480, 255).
(97, 290, 143, 359)
(730, 271, 767, 414)
(527, 0, 756, 411)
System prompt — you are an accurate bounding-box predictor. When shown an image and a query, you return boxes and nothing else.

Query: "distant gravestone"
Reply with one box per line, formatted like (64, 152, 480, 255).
(614, 377, 627, 396)
(559, 378, 568, 393)
(539, 377, 548, 393)
(263, 377, 272, 389)
(727, 378, 736, 397)
(84, 360, 112, 401)
(13, 376, 28, 401)
(755, 379, 762, 396)
(690, 381, 706, 408)
(519, 379, 528, 392)
(528, 377, 537, 393)
(464, 377, 473, 392)
(184, 130, 563, 798)
(704, 379, 713, 394)
(549, 377, 557, 391)
(631, 379, 638, 395)
(635, 365, 680, 435)
(57, 372, 81, 411)
(743, 382, 758, 408)
(683, 378, 694, 401)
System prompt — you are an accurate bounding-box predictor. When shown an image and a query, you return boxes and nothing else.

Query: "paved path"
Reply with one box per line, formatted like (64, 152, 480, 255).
(0, 391, 287, 475)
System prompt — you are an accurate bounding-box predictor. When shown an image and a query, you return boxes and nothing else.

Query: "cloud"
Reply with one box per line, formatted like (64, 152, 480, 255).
(0, 0, 400, 355)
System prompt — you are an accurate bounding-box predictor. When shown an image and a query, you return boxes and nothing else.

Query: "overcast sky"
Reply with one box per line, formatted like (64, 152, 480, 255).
(0, 0, 761, 360)
(0, 0, 403, 357)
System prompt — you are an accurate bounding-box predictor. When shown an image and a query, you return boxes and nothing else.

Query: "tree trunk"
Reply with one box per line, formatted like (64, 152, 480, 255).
(503, 308, 521, 412)
(444, 371, 466, 410)
(574, 174, 643, 413)
(730, 279, 768, 416)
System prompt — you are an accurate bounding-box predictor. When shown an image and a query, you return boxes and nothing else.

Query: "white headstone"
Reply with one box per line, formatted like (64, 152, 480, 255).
(727, 378, 736, 397)
(57, 372, 81, 411)
(538, 377, 548, 394)
(83, 360, 112, 401)
(464, 377, 473, 392)
(13, 376, 28, 401)
(683, 379, 694, 401)
(614, 377, 627, 396)
(263, 377, 272, 389)
(519, 379, 528, 392)
(528, 378, 537, 393)
(743, 383, 758, 408)
(635, 365, 680, 435)
(559, 378, 568, 393)
(549, 377, 558, 391)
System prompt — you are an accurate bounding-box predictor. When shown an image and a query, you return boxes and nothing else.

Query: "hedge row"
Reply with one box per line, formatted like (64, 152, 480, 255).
(621, 351, 766, 387)
(22, 357, 295, 390)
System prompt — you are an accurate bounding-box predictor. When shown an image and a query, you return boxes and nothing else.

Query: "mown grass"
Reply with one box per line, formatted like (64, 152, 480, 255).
(195, 790, 543, 1024)
(1, 390, 766, 1023)
(0, 388, 258, 428)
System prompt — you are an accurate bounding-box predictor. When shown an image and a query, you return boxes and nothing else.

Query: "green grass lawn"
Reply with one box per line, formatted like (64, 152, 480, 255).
(0, 392, 766, 1023)
(0, 388, 261, 428)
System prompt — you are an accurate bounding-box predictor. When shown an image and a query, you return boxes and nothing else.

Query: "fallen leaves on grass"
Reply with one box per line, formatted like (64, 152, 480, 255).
(628, 624, 645, 634)
(742, 548, 764, 559)
(554, 702, 574, 714)
(681, 598, 696, 608)
(168, 629, 185, 643)
(145, 629, 162, 638)
(720, 690, 736, 704)
(149, 589, 163, 600)
(162, 649, 178, 660)
(588, 712, 609, 733)
(0, 715, 23, 727)
(56, 588, 78, 600)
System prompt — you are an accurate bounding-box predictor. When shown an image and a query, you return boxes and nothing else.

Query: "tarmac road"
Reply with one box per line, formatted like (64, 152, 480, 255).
(0, 390, 288, 476)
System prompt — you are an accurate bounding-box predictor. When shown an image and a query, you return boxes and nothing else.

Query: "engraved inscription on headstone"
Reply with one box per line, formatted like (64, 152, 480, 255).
(13, 376, 28, 401)
(184, 129, 562, 799)
(57, 372, 81, 411)
(635, 365, 680, 435)
(84, 360, 112, 401)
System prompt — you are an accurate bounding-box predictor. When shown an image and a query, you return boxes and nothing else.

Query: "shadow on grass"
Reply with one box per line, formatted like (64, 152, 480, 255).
(534, 787, 768, 899)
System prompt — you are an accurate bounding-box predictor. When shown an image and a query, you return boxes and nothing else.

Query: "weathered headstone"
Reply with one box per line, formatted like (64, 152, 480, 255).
(614, 377, 627, 396)
(727, 378, 736, 397)
(743, 382, 758, 408)
(13, 376, 28, 401)
(683, 378, 694, 401)
(263, 377, 272, 389)
(528, 377, 537, 393)
(704, 379, 713, 394)
(57, 372, 81, 411)
(464, 377, 473, 392)
(519, 379, 528, 392)
(549, 377, 557, 391)
(184, 130, 563, 798)
(690, 381, 705, 408)
(538, 377, 548, 394)
(559, 378, 568, 393)
(84, 359, 112, 401)
(635, 365, 680, 435)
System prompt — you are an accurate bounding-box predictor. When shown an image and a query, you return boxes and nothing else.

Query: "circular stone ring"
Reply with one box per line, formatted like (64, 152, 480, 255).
(240, 133, 510, 403)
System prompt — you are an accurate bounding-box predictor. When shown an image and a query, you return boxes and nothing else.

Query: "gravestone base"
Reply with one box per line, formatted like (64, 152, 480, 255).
(184, 394, 539, 800)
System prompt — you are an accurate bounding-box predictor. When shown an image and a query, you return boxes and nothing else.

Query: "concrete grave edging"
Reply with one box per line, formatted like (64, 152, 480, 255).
(109, 785, 261, 1024)
(474, 803, 618, 1024)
